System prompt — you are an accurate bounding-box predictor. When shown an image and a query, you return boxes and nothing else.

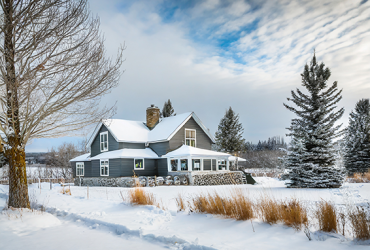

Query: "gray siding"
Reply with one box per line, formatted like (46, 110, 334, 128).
(169, 117, 213, 151)
(71, 161, 92, 178)
(90, 126, 119, 157)
(71, 162, 76, 177)
(157, 159, 168, 176)
(91, 160, 101, 176)
(150, 141, 169, 156)
(120, 158, 157, 176)
(119, 142, 145, 149)
(91, 159, 121, 177)
(88, 158, 157, 177)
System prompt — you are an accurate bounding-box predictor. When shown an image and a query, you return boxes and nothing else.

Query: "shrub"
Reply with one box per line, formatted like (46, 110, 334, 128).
(175, 193, 186, 211)
(348, 206, 370, 240)
(316, 200, 337, 233)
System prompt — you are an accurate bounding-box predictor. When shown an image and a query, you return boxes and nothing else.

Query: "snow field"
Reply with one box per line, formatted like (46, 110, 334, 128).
(0, 178, 369, 249)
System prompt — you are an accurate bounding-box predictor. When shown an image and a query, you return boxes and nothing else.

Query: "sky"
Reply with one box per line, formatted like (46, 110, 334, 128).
(26, 0, 370, 152)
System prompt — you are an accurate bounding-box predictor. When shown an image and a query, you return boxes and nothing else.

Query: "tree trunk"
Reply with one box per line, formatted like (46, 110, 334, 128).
(4, 0, 30, 209)
(6, 138, 30, 208)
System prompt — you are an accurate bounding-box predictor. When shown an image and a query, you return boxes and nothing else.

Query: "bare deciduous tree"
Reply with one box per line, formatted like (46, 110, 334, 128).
(46, 142, 80, 179)
(0, 0, 124, 208)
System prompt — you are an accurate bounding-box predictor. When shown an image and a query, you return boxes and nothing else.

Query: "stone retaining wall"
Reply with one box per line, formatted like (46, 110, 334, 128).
(192, 171, 244, 186)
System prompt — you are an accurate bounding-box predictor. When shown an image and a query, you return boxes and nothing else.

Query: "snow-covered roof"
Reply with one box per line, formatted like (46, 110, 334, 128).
(162, 145, 231, 158)
(102, 119, 149, 143)
(70, 153, 91, 162)
(228, 156, 247, 162)
(87, 112, 215, 146)
(90, 148, 160, 160)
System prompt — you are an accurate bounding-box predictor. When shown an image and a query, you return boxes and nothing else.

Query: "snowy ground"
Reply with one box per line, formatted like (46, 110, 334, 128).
(0, 178, 369, 250)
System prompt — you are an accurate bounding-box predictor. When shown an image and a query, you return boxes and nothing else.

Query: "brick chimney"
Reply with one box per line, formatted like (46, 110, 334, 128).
(146, 104, 160, 130)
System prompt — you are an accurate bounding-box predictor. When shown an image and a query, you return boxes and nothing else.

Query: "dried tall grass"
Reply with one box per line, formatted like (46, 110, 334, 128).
(60, 186, 71, 195)
(316, 200, 337, 233)
(280, 199, 308, 230)
(348, 206, 370, 240)
(127, 187, 156, 206)
(363, 171, 370, 182)
(258, 195, 281, 225)
(175, 193, 186, 211)
(189, 189, 254, 221)
(347, 170, 370, 183)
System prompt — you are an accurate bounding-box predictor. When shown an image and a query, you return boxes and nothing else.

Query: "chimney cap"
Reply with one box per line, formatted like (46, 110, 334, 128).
(151, 104, 155, 107)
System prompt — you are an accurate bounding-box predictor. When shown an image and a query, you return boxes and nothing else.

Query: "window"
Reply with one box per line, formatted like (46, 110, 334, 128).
(134, 159, 144, 170)
(218, 160, 226, 170)
(171, 159, 178, 171)
(185, 129, 196, 147)
(181, 159, 188, 171)
(100, 131, 108, 152)
(76, 162, 84, 176)
(192, 159, 201, 171)
(100, 160, 109, 176)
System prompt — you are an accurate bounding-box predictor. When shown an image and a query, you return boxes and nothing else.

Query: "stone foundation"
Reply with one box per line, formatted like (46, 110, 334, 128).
(74, 171, 245, 187)
(74, 177, 135, 187)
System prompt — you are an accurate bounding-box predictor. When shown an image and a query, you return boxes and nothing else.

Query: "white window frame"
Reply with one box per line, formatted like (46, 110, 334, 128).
(76, 162, 84, 176)
(134, 158, 145, 170)
(100, 131, 108, 152)
(185, 129, 196, 147)
(100, 159, 109, 176)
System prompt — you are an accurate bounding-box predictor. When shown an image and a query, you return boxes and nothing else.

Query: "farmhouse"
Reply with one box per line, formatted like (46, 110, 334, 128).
(70, 105, 245, 186)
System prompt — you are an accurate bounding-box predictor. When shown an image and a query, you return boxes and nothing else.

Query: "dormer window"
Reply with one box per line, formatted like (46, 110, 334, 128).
(185, 129, 196, 147)
(100, 131, 108, 152)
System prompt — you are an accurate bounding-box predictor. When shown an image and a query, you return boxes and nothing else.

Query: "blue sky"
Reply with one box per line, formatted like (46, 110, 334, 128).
(26, 0, 370, 152)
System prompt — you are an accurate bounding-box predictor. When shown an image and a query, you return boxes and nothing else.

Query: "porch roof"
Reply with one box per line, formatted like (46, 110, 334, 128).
(90, 148, 160, 160)
(70, 153, 91, 162)
(228, 156, 247, 162)
(162, 145, 231, 158)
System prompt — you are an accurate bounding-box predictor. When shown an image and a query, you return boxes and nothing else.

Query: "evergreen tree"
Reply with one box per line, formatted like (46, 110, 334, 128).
(215, 107, 245, 153)
(283, 53, 345, 188)
(344, 99, 370, 175)
(161, 99, 176, 118)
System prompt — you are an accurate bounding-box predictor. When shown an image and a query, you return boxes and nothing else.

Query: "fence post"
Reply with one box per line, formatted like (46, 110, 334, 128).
(87, 186, 89, 199)
(50, 178, 52, 190)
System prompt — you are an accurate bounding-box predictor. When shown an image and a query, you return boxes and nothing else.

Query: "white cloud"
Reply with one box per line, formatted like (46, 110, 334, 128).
(26, 0, 370, 151)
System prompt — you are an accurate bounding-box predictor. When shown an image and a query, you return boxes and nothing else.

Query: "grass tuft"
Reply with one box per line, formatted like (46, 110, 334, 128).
(315, 200, 337, 233)
(60, 186, 71, 195)
(175, 193, 186, 212)
(348, 205, 370, 240)
(280, 199, 308, 230)
(127, 187, 156, 206)
(189, 188, 254, 221)
(258, 195, 281, 225)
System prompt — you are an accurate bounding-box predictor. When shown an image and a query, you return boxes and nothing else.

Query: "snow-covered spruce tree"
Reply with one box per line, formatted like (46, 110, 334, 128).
(215, 107, 245, 154)
(283, 54, 345, 188)
(161, 99, 176, 118)
(344, 99, 370, 175)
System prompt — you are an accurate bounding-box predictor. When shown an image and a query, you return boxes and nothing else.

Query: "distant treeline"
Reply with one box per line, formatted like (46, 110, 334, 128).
(245, 136, 287, 151)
